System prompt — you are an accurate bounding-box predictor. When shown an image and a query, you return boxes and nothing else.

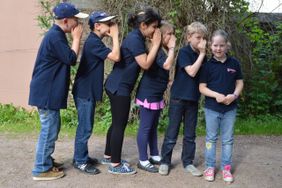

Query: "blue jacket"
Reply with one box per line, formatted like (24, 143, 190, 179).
(29, 24, 77, 110)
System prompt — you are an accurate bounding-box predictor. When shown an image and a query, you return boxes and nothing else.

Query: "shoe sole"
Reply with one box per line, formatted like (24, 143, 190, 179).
(32, 173, 64, 181)
(204, 177, 215, 182)
(108, 170, 137, 175)
(137, 164, 158, 173)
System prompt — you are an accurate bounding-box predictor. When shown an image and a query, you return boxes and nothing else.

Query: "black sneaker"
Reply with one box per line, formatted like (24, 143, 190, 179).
(137, 162, 158, 173)
(149, 158, 161, 165)
(73, 162, 100, 175)
(87, 157, 99, 165)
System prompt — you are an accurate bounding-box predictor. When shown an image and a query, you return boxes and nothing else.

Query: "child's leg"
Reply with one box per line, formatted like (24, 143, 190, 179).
(137, 107, 158, 161)
(161, 99, 184, 165)
(148, 109, 161, 157)
(220, 109, 237, 170)
(104, 90, 131, 164)
(182, 101, 198, 167)
(73, 97, 95, 164)
(204, 108, 220, 168)
(32, 109, 61, 175)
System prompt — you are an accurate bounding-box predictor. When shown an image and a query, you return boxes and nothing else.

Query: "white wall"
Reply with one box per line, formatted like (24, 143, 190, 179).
(0, 1, 42, 109)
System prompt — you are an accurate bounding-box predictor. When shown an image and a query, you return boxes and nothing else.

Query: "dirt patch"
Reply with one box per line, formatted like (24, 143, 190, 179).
(0, 134, 281, 188)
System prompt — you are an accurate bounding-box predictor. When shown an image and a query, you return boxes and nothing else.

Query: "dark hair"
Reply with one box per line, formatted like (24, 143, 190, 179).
(128, 7, 162, 28)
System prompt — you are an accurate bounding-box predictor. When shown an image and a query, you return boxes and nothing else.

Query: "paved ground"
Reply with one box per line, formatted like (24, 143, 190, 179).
(0, 134, 281, 188)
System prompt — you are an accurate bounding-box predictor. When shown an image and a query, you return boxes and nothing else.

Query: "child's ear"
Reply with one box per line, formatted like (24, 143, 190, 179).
(140, 22, 147, 30)
(94, 23, 100, 31)
(63, 18, 68, 24)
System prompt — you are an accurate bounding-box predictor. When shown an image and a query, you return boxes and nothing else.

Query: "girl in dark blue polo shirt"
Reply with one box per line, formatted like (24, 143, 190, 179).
(103, 7, 162, 175)
(159, 22, 208, 176)
(199, 30, 244, 183)
(72, 11, 120, 175)
(135, 21, 176, 173)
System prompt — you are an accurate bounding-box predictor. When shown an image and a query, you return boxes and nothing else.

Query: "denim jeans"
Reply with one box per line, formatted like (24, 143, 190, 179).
(137, 106, 161, 161)
(32, 108, 61, 175)
(73, 97, 96, 165)
(161, 99, 198, 167)
(204, 108, 237, 170)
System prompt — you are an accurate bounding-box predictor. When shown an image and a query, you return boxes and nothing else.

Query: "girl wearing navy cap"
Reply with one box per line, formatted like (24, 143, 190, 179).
(135, 21, 176, 173)
(103, 7, 162, 175)
(199, 30, 244, 183)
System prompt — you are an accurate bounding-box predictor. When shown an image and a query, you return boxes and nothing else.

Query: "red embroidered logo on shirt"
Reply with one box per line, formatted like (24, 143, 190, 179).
(227, 68, 236, 73)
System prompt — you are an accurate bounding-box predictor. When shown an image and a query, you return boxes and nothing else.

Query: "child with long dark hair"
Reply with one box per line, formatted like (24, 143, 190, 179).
(102, 7, 162, 175)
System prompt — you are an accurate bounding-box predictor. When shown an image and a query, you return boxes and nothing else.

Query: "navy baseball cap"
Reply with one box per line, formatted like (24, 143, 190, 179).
(53, 2, 88, 19)
(88, 11, 116, 27)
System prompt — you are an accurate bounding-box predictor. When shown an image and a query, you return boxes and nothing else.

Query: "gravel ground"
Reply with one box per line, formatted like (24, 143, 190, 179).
(0, 134, 281, 188)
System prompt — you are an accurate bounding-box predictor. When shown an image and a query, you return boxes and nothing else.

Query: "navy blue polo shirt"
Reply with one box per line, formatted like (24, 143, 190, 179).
(136, 48, 169, 102)
(105, 29, 146, 96)
(199, 56, 243, 113)
(72, 32, 111, 101)
(29, 24, 77, 110)
(170, 45, 206, 101)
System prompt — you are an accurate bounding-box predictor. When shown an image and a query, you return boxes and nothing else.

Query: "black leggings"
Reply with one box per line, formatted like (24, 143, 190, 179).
(104, 90, 131, 163)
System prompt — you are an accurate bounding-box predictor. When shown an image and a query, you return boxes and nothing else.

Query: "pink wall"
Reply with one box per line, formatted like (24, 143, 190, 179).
(0, 1, 42, 109)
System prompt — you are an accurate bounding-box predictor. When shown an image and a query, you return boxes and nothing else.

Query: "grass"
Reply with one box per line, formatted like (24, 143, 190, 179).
(1, 104, 282, 137)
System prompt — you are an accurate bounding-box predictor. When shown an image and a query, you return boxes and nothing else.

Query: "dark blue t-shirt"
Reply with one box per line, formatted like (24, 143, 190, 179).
(29, 24, 77, 110)
(72, 32, 111, 101)
(105, 29, 146, 96)
(170, 45, 206, 101)
(136, 48, 169, 102)
(199, 56, 243, 113)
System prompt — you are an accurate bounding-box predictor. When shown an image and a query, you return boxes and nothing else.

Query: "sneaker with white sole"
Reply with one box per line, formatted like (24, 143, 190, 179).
(108, 163, 136, 175)
(32, 167, 64, 181)
(222, 165, 234, 183)
(185, 164, 203, 177)
(158, 164, 169, 175)
(204, 167, 215, 182)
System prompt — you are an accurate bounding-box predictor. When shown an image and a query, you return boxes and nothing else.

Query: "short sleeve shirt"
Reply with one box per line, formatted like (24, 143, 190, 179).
(105, 29, 146, 96)
(199, 56, 243, 113)
(170, 45, 206, 101)
(28, 24, 77, 110)
(136, 48, 169, 102)
(72, 32, 111, 101)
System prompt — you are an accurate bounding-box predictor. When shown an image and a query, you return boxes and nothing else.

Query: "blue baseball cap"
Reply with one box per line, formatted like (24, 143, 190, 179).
(53, 2, 88, 19)
(88, 11, 116, 27)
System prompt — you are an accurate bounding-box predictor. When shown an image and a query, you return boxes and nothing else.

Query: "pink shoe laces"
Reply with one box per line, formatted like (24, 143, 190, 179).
(204, 167, 214, 176)
(223, 165, 233, 179)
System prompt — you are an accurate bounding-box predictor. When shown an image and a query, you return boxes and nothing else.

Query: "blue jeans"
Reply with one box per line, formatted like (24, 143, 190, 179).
(32, 109, 61, 175)
(73, 97, 96, 164)
(137, 107, 161, 161)
(204, 108, 237, 170)
(161, 99, 198, 167)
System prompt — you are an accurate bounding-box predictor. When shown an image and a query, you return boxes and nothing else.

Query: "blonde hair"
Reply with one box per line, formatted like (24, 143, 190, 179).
(211, 29, 231, 50)
(160, 20, 175, 35)
(185, 21, 208, 38)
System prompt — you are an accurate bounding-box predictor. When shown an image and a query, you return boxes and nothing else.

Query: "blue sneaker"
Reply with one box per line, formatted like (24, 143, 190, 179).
(100, 158, 129, 165)
(108, 163, 136, 175)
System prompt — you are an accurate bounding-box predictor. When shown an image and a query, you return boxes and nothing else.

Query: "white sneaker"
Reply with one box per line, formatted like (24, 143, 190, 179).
(159, 164, 169, 175)
(185, 164, 203, 177)
(204, 167, 215, 182)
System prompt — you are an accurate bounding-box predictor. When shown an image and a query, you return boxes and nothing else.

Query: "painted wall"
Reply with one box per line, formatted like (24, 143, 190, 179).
(0, 1, 42, 109)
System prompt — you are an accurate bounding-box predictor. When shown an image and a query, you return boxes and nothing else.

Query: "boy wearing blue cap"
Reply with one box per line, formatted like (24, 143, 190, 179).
(29, 2, 88, 181)
(72, 11, 120, 174)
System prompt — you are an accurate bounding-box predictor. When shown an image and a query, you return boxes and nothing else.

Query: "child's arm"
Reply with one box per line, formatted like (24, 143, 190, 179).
(135, 29, 161, 70)
(106, 23, 120, 62)
(71, 24, 83, 56)
(199, 83, 226, 103)
(163, 35, 176, 70)
(184, 39, 206, 77)
(224, 79, 244, 105)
